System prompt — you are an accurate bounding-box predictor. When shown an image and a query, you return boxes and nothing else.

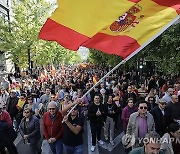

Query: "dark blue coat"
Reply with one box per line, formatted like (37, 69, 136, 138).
(19, 115, 41, 145)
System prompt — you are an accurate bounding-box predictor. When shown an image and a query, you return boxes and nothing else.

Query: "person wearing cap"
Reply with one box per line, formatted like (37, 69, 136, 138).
(42, 101, 63, 154)
(150, 98, 170, 137)
(62, 101, 84, 154)
(0, 102, 18, 154)
(19, 105, 41, 154)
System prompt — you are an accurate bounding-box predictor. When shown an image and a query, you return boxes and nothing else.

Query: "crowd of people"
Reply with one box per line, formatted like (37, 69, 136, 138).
(0, 64, 180, 154)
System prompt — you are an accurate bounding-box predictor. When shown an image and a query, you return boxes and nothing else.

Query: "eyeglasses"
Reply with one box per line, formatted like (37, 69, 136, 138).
(49, 108, 56, 110)
(139, 106, 147, 110)
(23, 111, 30, 114)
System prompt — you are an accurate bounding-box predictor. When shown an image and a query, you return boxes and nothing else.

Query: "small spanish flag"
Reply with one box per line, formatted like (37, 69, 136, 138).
(93, 75, 98, 84)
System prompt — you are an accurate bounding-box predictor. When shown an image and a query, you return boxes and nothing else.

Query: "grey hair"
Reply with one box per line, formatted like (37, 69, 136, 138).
(144, 131, 161, 144)
(48, 101, 58, 108)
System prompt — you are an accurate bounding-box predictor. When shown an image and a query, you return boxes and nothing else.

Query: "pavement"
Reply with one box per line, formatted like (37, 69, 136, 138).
(14, 118, 127, 154)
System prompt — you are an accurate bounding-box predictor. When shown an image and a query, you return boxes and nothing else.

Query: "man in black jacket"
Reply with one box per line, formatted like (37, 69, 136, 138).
(6, 90, 19, 130)
(88, 94, 107, 152)
(150, 98, 170, 136)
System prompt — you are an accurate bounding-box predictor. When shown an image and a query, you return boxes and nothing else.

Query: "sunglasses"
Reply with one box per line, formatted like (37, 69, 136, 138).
(139, 106, 147, 110)
(24, 111, 30, 114)
(49, 108, 56, 110)
(160, 103, 166, 105)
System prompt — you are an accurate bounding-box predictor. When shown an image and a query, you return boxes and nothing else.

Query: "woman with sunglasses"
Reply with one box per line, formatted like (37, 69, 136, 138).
(19, 105, 41, 154)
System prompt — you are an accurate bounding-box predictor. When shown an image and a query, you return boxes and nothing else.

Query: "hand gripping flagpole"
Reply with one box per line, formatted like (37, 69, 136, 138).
(66, 14, 180, 117)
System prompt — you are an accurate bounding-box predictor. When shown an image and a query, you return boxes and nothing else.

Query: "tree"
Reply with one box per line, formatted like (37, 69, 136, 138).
(0, 0, 80, 69)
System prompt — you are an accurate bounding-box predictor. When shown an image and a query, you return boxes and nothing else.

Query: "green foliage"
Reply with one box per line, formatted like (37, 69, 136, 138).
(88, 49, 122, 66)
(142, 22, 180, 75)
(0, 0, 80, 69)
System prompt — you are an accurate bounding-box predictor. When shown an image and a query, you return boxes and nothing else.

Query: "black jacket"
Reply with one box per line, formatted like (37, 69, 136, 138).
(88, 103, 107, 123)
(7, 97, 19, 118)
(150, 106, 170, 136)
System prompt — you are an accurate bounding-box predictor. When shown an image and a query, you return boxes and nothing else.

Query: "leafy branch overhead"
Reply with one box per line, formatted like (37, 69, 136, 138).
(0, 0, 80, 68)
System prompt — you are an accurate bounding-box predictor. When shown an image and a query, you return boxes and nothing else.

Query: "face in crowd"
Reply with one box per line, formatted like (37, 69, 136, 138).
(70, 107, 78, 117)
(138, 102, 148, 115)
(27, 97, 33, 104)
(94, 95, 100, 104)
(168, 88, 174, 96)
(127, 99, 134, 108)
(10, 91, 16, 98)
(50, 95, 56, 102)
(45, 88, 51, 95)
(86, 83, 90, 90)
(77, 89, 83, 97)
(148, 97, 155, 104)
(158, 101, 166, 110)
(1, 89, 5, 94)
(23, 108, 32, 119)
(48, 102, 58, 116)
(127, 86, 132, 93)
(107, 95, 113, 104)
(145, 141, 161, 154)
(172, 95, 178, 103)
(64, 93, 70, 101)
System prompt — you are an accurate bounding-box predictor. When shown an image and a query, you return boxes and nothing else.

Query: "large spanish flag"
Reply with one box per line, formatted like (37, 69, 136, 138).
(39, 0, 180, 58)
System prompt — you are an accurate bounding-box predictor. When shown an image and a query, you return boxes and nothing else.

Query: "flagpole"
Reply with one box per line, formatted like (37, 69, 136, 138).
(66, 15, 180, 117)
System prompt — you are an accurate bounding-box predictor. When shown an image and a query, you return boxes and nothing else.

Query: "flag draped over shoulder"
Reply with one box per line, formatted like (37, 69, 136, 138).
(39, 0, 180, 58)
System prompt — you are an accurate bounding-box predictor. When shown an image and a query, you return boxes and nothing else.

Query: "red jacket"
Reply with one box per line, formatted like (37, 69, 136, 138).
(42, 111, 63, 140)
